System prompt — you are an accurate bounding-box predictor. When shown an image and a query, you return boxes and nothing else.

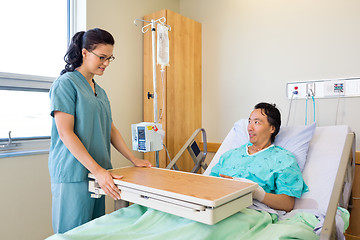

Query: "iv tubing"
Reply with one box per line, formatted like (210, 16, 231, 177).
(151, 20, 158, 123)
(286, 92, 295, 126)
(159, 68, 165, 122)
(305, 97, 308, 125)
(151, 20, 160, 166)
(312, 96, 315, 122)
(335, 92, 341, 125)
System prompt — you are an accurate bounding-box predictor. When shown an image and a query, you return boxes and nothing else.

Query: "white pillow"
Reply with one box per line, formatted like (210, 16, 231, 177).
(274, 122, 316, 171)
(204, 119, 316, 174)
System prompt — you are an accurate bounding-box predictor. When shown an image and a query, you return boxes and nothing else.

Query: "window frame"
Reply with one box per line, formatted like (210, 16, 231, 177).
(0, 0, 85, 158)
(0, 73, 54, 158)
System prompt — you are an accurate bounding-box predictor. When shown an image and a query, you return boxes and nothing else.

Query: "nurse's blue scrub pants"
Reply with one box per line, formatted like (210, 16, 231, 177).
(51, 181, 105, 233)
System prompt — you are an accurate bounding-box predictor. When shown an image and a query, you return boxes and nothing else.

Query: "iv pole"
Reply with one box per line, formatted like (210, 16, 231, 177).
(134, 17, 171, 167)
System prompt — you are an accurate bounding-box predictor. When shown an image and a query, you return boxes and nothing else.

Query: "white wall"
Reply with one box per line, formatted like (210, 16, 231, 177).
(180, 0, 360, 148)
(0, 154, 53, 240)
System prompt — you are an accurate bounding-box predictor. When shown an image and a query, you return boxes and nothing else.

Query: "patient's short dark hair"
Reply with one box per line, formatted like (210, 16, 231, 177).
(254, 102, 281, 143)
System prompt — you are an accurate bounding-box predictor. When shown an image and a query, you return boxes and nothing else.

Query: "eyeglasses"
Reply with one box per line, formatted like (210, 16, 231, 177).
(89, 51, 115, 63)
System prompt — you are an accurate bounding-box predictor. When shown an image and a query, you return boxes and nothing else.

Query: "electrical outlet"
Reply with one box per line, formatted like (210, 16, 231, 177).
(324, 81, 345, 97)
(333, 83, 344, 93)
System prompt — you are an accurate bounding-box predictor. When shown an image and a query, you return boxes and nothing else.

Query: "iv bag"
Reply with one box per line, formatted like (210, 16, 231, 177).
(157, 24, 169, 67)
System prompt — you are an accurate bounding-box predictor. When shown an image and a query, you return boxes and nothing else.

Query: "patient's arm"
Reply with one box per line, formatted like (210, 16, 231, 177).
(220, 174, 295, 212)
(262, 193, 295, 212)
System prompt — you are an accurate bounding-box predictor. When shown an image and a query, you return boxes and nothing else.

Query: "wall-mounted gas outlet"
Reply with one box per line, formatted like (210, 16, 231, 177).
(287, 78, 360, 99)
(306, 83, 315, 97)
(287, 83, 306, 99)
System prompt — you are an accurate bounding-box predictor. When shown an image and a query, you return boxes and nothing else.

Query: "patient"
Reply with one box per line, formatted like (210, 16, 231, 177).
(210, 102, 308, 212)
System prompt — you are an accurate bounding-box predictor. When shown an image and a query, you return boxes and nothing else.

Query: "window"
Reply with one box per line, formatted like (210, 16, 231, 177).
(0, 0, 77, 156)
(0, 74, 52, 139)
(1, 0, 68, 77)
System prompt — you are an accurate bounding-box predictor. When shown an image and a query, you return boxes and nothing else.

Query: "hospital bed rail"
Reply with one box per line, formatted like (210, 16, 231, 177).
(166, 128, 208, 173)
(320, 132, 355, 240)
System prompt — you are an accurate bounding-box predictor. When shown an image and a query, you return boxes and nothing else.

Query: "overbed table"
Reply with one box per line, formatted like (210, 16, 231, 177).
(89, 167, 256, 224)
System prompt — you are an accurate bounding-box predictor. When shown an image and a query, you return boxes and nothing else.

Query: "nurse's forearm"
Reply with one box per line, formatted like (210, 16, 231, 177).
(54, 111, 102, 174)
(59, 130, 103, 174)
(261, 193, 295, 212)
(59, 130, 122, 200)
(54, 112, 121, 200)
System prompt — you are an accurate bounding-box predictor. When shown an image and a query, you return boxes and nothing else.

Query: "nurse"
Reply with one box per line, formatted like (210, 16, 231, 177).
(210, 102, 308, 212)
(48, 28, 151, 233)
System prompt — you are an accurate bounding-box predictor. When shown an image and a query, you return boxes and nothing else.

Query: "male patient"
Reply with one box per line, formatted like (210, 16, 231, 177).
(210, 102, 308, 212)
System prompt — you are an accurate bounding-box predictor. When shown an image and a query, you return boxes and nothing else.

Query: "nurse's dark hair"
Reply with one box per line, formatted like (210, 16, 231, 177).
(254, 102, 281, 143)
(60, 28, 115, 75)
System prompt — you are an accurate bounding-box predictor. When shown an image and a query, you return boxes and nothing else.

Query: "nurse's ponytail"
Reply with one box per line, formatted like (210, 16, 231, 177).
(60, 28, 115, 75)
(61, 31, 85, 75)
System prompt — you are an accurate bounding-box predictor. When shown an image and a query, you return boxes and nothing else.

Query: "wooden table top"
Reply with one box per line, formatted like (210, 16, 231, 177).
(97, 167, 256, 204)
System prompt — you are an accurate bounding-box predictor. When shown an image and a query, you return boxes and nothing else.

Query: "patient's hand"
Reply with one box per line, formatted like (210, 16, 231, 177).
(220, 174, 265, 202)
(219, 174, 233, 179)
(252, 185, 266, 202)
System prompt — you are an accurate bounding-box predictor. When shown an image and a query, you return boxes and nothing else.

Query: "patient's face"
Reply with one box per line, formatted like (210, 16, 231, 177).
(248, 109, 275, 147)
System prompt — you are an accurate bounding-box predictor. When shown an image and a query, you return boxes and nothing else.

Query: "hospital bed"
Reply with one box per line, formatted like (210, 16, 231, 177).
(202, 119, 355, 240)
(46, 120, 355, 240)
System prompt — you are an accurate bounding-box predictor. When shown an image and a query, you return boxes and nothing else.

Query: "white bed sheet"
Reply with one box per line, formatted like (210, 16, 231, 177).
(294, 125, 351, 212)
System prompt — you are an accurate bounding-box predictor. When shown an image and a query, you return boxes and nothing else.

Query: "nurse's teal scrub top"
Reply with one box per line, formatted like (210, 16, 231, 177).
(48, 70, 113, 183)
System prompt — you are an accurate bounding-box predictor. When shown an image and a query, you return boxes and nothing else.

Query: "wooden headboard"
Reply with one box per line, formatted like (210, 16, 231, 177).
(199, 142, 220, 153)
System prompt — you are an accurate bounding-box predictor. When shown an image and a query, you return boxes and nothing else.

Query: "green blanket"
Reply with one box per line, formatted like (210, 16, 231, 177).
(47, 204, 320, 240)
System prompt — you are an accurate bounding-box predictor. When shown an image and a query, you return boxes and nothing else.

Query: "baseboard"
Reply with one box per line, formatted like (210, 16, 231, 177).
(344, 233, 360, 240)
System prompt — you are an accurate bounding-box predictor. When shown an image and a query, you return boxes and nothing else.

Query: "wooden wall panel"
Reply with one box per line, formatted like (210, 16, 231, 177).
(143, 10, 201, 172)
(166, 10, 202, 171)
(347, 162, 360, 237)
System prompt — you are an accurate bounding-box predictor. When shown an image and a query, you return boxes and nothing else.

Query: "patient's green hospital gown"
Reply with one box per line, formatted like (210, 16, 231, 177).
(210, 144, 309, 198)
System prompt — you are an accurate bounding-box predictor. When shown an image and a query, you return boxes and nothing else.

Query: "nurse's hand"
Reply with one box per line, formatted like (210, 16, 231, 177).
(94, 168, 123, 200)
(132, 157, 152, 168)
